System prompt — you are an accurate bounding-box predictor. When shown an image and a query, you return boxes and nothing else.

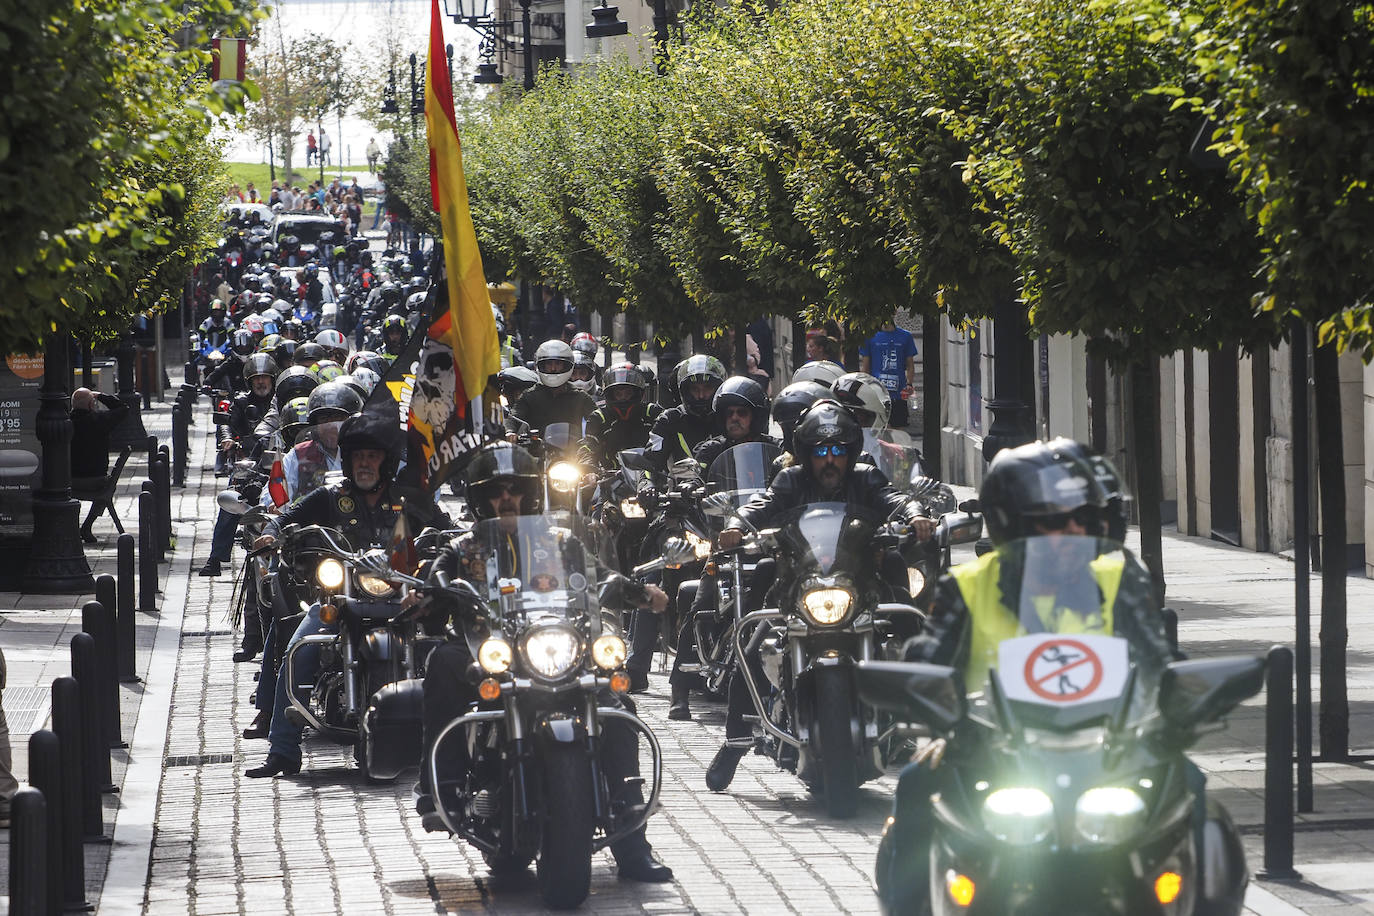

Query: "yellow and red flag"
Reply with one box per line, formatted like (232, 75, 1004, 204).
(424, 0, 500, 409)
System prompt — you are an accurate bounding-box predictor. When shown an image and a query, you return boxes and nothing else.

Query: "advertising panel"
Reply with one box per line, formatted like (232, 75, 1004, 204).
(0, 353, 44, 535)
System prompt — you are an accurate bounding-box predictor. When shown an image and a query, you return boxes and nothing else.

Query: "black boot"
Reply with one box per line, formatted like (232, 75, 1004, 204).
(705, 744, 747, 792)
(615, 848, 674, 883)
(244, 753, 300, 778)
(668, 683, 691, 721)
(198, 559, 223, 577)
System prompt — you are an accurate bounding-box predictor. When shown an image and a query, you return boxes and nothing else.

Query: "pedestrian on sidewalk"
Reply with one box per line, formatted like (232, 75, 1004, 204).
(319, 129, 331, 168)
(0, 648, 16, 828)
(859, 316, 918, 430)
(306, 131, 318, 166)
(366, 136, 380, 173)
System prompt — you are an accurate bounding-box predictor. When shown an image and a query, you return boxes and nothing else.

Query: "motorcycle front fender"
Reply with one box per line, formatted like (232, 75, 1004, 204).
(534, 713, 587, 745)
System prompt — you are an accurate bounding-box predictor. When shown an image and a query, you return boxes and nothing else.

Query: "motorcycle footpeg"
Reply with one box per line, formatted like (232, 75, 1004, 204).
(742, 715, 762, 724)
(677, 663, 701, 674)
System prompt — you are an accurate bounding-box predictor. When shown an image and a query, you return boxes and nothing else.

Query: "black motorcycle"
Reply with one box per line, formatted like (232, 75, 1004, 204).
(857, 535, 1260, 915)
(276, 524, 435, 782)
(727, 503, 981, 817)
(425, 513, 662, 910)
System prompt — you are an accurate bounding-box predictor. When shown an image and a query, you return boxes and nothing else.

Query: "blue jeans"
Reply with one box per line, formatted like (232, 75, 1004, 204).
(209, 508, 237, 563)
(267, 604, 335, 764)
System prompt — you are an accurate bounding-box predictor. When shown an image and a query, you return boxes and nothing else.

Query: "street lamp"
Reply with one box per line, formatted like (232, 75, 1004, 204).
(443, 0, 534, 90)
(585, 1, 628, 39)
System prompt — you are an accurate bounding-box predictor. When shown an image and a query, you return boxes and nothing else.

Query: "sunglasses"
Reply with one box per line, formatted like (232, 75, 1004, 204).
(811, 444, 850, 458)
(723, 406, 753, 418)
(491, 482, 524, 497)
(1032, 507, 1098, 532)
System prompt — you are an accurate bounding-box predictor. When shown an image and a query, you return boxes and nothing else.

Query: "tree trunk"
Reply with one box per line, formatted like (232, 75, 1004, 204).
(922, 315, 942, 477)
(1129, 356, 1165, 604)
(1311, 340, 1349, 760)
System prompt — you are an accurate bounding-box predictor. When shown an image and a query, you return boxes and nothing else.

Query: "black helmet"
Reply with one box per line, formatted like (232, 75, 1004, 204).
(712, 376, 770, 438)
(602, 363, 647, 420)
(979, 440, 1110, 546)
(272, 338, 298, 367)
(497, 366, 538, 400)
(465, 442, 541, 519)
(382, 314, 407, 335)
(305, 380, 364, 425)
(792, 399, 862, 475)
(1046, 437, 1130, 542)
(275, 365, 319, 409)
(296, 342, 326, 366)
(242, 353, 279, 383)
(278, 396, 312, 447)
(338, 411, 399, 491)
(676, 355, 726, 417)
(773, 380, 832, 452)
(231, 329, 255, 356)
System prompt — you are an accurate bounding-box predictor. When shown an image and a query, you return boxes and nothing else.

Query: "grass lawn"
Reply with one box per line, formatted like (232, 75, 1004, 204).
(224, 161, 377, 194)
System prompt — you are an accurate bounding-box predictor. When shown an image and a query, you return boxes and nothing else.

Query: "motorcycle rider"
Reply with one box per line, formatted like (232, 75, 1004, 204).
(414, 442, 673, 882)
(658, 376, 779, 718)
(706, 400, 936, 791)
(625, 355, 727, 688)
(199, 299, 236, 355)
(503, 340, 597, 439)
(199, 354, 281, 578)
(278, 381, 361, 503)
(380, 314, 409, 360)
(875, 439, 1172, 914)
(243, 411, 449, 778)
(580, 363, 660, 470)
(203, 329, 253, 394)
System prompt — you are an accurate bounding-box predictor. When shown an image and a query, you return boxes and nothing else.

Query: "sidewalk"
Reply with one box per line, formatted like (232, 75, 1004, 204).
(0, 390, 1371, 914)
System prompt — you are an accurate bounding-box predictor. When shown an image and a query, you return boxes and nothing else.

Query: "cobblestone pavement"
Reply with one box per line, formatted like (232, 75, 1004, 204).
(5, 397, 1374, 915)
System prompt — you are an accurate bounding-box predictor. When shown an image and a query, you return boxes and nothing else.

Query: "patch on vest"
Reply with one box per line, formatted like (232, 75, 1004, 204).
(337, 495, 355, 513)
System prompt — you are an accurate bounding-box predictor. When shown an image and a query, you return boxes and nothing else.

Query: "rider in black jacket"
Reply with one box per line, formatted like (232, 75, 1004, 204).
(704, 400, 935, 792)
(580, 363, 661, 470)
(415, 443, 673, 883)
(504, 339, 597, 437)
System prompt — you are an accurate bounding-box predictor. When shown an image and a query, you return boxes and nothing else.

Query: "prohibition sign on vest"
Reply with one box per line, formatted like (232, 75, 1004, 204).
(1022, 638, 1103, 703)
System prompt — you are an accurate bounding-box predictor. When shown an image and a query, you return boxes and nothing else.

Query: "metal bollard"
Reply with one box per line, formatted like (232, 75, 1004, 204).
(116, 536, 139, 680)
(184, 360, 198, 386)
(145, 435, 158, 472)
(50, 678, 92, 912)
(9, 787, 48, 916)
(80, 600, 124, 751)
(171, 405, 184, 487)
(141, 479, 163, 564)
(156, 447, 172, 554)
(1161, 607, 1179, 654)
(70, 634, 114, 840)
(138, 489, 158, 613)
(1260, 645, 1300, 880)
(27, 730, 63, 916)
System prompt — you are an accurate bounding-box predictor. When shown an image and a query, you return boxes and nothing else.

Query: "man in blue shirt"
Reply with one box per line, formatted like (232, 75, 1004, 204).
(859, 318, 918, 428)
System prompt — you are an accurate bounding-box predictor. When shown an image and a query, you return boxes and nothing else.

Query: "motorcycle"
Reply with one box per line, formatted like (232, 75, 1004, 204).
(857, 535, 1260, 916)
(726, 503, 982, 817)
(673, 441, 782, 695)
(425, 512, 663, 910)
(276, 524, 436, 782)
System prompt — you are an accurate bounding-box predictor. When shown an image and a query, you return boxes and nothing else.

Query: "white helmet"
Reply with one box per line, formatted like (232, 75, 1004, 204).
(534, 339, 574, 388)
(349, 366, 381, 397)
(831, 372, 891, 431)
(314, 328, 348, 360)
(570, 351, 597, 394)
(792, 359, 845, 387)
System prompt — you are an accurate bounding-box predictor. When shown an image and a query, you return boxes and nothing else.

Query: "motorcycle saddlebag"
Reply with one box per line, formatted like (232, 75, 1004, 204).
(361, 678, 424, 780)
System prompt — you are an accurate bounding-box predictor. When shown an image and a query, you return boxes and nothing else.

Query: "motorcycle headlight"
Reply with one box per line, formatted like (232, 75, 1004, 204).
(591, 633, 627, 670)
(477, 638, 513, 674)
(357, 574, 395, 597)
(907, 567, 927, 596)
(520, 625, 582, 680)
(1075, 786, 1147, 845)
(802, 587, 853, 626)
(316, 558, 345, 591)
(548, 461, 582, 493)
(684, 530, 712, 559)
(619, 497, 646, 519)
(981, 787, 1054, 845)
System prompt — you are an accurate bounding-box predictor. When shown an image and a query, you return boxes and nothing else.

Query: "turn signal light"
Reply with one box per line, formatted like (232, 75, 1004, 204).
(609, 670, 631, 694)
(478, 678, 502, 701)
(1154, 871, 1182, 905)
(319, 603, 339, 625)
(945, 871, 976, 908)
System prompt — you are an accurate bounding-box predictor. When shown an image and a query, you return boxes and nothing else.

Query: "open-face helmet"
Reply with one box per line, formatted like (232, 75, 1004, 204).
(712, 376, 770, 438)
(465, 442, 541, 519)
(791, 360, 845, 387)
(792, 399, 862, 477)
(831, 372, 892, 431)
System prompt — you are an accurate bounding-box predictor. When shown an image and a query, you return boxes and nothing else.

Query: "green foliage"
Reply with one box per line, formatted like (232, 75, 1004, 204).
(0, 0, 261, 354)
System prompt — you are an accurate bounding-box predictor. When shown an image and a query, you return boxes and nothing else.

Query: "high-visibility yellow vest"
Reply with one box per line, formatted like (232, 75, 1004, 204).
(951, 548, 1125, 691)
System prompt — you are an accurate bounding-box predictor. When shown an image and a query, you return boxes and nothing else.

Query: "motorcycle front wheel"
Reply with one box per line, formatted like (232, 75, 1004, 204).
(536, 743, 595, 909)
(815, 665, 860, 818)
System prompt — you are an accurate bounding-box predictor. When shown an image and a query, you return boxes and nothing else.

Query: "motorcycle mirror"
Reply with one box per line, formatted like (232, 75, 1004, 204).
(701, 491, 735, 518)
(1159, 655, 1266, 731)
(856, 661, 965, 732)
(217, 489, 252, 515)
(937, 512, 983, 547)
(958, 498, 981, 513)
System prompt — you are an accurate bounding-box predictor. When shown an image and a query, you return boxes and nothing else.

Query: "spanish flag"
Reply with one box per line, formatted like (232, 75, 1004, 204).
(425, 0, 500, 409)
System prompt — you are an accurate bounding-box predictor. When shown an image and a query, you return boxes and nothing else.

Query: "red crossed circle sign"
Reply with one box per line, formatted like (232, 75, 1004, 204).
(1022, 638, 1104, 703)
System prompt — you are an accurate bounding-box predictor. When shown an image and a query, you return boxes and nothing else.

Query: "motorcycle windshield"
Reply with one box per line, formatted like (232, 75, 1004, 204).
(969, 535, 1154, 730)
(706, 442, 783, 509)
(861, 430, 925, 489)
(543, 421, 584, 452)
(771, 502, 883, 577)
(470, 512, 599, 623)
